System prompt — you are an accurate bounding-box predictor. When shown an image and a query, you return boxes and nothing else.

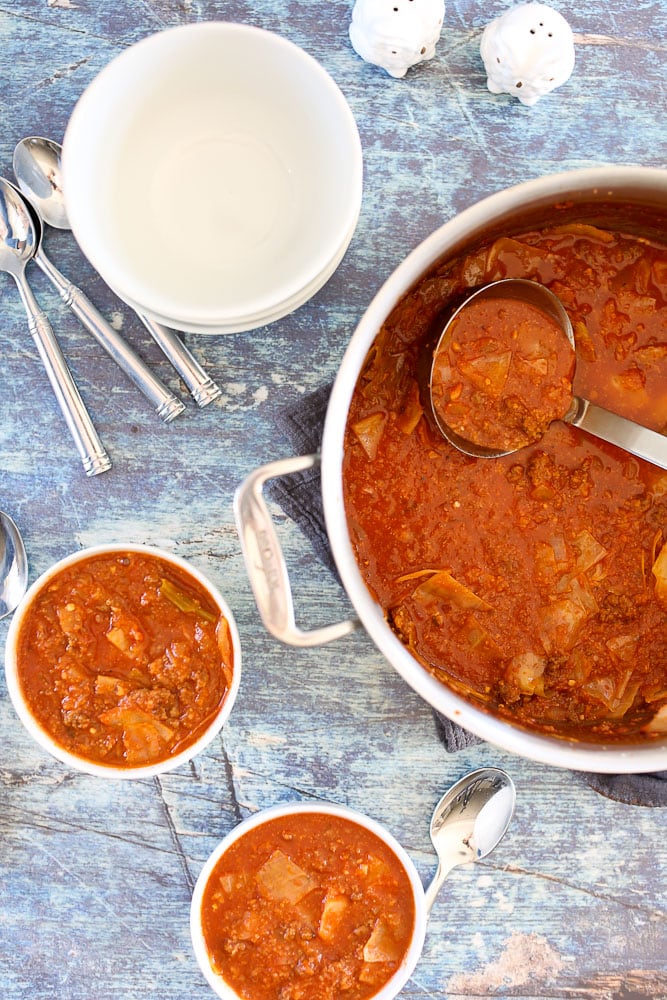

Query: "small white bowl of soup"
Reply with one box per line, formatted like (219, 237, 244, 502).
(190, 802, 427, 1000)
(4, 544, 241, 778)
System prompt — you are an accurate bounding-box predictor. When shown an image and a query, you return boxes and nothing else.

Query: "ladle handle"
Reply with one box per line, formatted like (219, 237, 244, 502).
(138, 315, 222, 408)
(14, 274, 111, 477)
(34, 251, 185, 423)
(233, 454, 359, 647)
(568, 398, 667, 470)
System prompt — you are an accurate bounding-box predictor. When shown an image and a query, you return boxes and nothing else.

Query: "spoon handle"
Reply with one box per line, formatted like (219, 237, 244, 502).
(14, 274, 111, 477)
(34, 250, 185, 423)
(568, 397, 667, 470)
(423, 859, 458, 914)
(138, 315, 222, 407)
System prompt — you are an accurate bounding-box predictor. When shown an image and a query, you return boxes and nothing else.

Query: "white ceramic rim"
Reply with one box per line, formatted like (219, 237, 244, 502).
(4, 543, 242, 778)
(62, 22, 364, 327)
(114, 212, 360, 335)
(190, 801, 428, 1000)
(321, 165, 667, 774)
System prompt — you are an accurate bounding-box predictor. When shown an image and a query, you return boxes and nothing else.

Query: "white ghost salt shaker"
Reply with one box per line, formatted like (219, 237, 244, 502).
(349, 0, 445, 79)
(480, 2, 575, 106)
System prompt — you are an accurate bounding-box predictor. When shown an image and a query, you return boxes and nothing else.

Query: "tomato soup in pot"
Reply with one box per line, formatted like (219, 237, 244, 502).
(341, 197, 667, 746)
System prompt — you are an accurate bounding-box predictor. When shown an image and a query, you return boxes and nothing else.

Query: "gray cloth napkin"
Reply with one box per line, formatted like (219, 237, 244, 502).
(267, 385, 667, 807)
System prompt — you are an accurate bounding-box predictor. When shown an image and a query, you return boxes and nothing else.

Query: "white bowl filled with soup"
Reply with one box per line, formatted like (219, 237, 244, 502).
(190, 802, 427, 1000)
(4, 544, 241, 777)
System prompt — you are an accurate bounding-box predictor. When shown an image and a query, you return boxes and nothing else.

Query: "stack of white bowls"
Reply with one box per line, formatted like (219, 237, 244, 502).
(62, 23, 363, 335)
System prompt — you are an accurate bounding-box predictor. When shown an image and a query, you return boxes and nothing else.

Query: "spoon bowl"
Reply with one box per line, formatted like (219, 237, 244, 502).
(13, 137, 69, 229)
(429, 278, 667, 469)
(424, 766, 515, 913)
(0, 512, 28, 620)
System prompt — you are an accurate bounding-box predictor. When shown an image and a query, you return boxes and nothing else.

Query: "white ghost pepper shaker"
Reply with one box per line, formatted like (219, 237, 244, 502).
(349, 0, 445, 79)
(480, 3, 575, 106)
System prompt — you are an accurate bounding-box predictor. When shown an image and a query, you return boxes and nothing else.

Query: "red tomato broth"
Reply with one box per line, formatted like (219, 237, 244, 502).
(199, 812, 417, 1000)
(15, 550, 234, 767)
(431, 295, 575, 452)
(343, 223, 667, 742)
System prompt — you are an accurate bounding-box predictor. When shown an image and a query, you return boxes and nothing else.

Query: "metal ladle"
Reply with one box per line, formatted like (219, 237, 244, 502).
(0, 511, 28, 620)
(0, 177, 111, 476)
(429, 279, 667, 470)
(13, 137, 221, 409)
(424, 766, 515, 913)
(12, 138, 185, 422)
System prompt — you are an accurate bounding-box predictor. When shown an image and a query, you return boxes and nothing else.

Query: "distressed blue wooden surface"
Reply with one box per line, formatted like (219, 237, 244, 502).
(1, 1, 666, 998)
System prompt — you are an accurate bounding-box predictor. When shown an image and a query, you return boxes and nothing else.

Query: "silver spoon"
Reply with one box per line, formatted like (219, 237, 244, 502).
(424, 766, 515, 913)
(12, 138, 184, 422)
(0, 178, 111, 476)
(0, 512, 28, 620)
(14, 137, 221, 409)
(430, 278, 667, 470)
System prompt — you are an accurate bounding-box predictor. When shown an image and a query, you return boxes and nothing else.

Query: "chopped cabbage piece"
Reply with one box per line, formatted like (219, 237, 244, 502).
(352, 412, 387, 460)
(395, 381, 423, 435)
(583, 670, 639, 718)
(106, 626, 131, 653)
(550, 223, 615, 243)
(256, 850, 317, 905)
(216, 617, 234, 670)
(644, 705, 667, 733)
(105, 608, 145, 658)
(486, 237, 551, 274)
(98, 706, 175, 764)
(363, 919, 402, 963)
(318, 892, 349, 942)
(537, 597, 590, 654)
(358, 854, 388, 882)
(572, 320, 597, 362)
(652, 540, 667, 606)
(605, 635, 638, 662)
(56, 602, 84, 636)
(572, 530, 608, 575)
(465, 614, 502, 658)
(458, 350, 512, 396)
(94, 674, 123, 695)
(413, 570, 493, 612)
(506, 652, 547, 695)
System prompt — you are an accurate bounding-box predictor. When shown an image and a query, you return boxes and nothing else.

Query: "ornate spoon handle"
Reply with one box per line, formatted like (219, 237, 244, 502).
(34, 249, 185, 423)
(14, 271, 111, 476)
(138, 315, 222, 408)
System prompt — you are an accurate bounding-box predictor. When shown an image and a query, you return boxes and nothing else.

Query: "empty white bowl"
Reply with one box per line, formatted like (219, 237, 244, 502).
(62, 22, 363, 332)
(107, 213, 359, 335)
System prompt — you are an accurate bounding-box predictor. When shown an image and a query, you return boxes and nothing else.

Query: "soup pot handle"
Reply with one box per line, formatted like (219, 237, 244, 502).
(234, 455, 359, 647)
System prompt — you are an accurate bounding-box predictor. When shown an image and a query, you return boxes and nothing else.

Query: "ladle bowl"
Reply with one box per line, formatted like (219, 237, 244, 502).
(429, 278, 667, 469)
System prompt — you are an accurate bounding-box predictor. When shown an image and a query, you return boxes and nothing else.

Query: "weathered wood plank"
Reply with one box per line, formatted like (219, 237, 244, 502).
(0, 0, 665, 997)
